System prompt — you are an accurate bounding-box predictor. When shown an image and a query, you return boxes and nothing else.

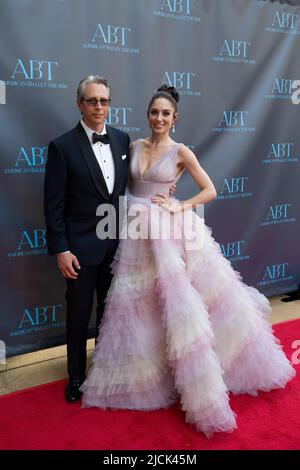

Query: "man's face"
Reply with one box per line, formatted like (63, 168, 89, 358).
(77, 83, 110, 131)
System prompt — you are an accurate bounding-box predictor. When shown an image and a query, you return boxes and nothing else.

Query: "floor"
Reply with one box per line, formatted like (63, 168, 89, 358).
(1, 294, 300, 397)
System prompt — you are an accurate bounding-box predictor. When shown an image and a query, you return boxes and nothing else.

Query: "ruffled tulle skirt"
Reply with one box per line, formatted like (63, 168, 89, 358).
(80, 195, 295, 438)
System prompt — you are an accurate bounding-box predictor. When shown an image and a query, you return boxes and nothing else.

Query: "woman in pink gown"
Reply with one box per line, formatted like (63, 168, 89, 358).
(80, 85, 295, 438)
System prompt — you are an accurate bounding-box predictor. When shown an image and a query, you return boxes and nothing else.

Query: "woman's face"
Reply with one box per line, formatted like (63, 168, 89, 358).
(148, 98, 177, 135)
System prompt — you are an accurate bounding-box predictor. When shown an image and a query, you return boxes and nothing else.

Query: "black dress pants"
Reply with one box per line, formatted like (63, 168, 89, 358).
(65, 241, 116, 381)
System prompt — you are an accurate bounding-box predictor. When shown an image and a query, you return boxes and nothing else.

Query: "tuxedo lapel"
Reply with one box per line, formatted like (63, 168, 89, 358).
(75, 122, 110, 201)
(106, 126, 124, 201)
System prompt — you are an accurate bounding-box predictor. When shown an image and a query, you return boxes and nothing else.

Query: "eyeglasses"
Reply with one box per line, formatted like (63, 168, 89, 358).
(82, 98, 110, 107)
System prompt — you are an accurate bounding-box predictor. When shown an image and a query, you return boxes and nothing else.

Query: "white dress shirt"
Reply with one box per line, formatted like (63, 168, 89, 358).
(81, 118, 115, 194)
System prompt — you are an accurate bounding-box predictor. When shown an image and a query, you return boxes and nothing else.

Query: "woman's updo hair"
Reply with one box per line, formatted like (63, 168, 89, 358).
(147, 84, 180, 116)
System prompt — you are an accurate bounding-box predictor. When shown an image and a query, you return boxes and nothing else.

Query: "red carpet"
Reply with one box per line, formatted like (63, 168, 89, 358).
(0, 319, 299, 450)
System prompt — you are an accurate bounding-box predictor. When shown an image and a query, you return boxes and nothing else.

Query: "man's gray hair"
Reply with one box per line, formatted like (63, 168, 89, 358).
(77, 75, 111, 101)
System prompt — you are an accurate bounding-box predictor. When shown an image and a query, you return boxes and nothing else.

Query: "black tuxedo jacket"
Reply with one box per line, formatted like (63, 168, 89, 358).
(44, 122, 130, 265)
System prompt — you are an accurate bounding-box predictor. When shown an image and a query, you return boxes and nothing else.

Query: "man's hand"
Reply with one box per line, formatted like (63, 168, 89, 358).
(169, 183, 176, 197)
(56, 252, 81, 279)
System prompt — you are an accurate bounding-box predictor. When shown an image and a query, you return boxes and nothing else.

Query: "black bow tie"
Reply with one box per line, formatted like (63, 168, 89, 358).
(92, 132, 110, 145)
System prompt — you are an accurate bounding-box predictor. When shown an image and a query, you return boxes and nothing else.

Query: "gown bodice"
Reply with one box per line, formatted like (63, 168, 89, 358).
(129, 139, 184, 198)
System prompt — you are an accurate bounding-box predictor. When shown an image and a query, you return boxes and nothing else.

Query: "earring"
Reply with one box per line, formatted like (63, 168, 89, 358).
(172, 122, 175, 133)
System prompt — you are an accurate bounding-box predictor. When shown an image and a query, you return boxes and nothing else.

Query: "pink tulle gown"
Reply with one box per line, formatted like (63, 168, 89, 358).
(80, 139, 295, 437)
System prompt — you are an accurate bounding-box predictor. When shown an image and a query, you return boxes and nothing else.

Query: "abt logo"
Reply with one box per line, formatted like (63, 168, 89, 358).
(154, 0, 200, 22)
(214, 110, 254, 132)
(92, 24, 131, 46)
(4, 146, 47, 175)
(272, 78, 294, 96)
(7, 229, 47, 257)
(267, 204, 291, 221)
(221, 241, 245, 258)
(219, 111, 248, 128)
(106, 107, 140, 132)
(18, 229, 46, 251)
(160, 0, 196, 14)
(85, 23, 139, 54)
(219, 40, 251, 59)
(12, 59, 58, 81)
(106, 107, 132, 126)
(162, 71, 200, 96)
(263, 263, 289, 281)
(268, 143, 294, 160)
(272, 11, 298, 31)
(263, 143, 298, 164)
(163, 71, 194, 90)
(18, 304, 63, 330)
(220, 177, 248, 195)
(16, 147, 47, 167)
(261, 203, 295, 226)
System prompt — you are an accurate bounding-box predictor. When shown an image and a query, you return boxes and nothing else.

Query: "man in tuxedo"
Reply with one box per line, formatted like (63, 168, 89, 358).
(44, 75, 130, 402)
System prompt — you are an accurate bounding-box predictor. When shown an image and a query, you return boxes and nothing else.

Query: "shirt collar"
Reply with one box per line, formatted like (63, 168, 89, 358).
(80, 118, 107, 144)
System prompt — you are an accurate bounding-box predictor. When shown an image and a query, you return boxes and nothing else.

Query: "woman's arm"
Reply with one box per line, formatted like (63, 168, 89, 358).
(151, 144, 217, 212)
(178, 144, 217, 209)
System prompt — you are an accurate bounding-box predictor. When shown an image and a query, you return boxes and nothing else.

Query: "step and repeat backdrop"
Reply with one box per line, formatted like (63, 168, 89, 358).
(1, 0, 300, 357)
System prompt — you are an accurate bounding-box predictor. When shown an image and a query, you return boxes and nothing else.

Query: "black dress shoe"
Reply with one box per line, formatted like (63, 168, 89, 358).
(64, 377, 83, 403)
